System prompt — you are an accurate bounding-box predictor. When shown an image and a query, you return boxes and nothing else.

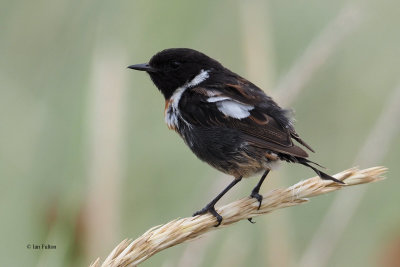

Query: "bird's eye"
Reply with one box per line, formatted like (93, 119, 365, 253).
(170, 61, 181, 69)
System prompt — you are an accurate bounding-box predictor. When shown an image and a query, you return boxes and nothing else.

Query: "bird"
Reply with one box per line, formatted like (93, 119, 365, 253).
(128, 48, 343, 226)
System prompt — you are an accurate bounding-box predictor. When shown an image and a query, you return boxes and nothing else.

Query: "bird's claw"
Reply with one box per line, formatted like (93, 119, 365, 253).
(248, 218, 256, 224)
(193, 204, 223, 227)
(250, 191, 263, 209)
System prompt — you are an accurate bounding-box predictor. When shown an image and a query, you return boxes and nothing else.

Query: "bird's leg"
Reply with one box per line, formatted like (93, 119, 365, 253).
(248, 169, 270, 223)
(250, 169, 270, 208)
(193, 176, 242, 227)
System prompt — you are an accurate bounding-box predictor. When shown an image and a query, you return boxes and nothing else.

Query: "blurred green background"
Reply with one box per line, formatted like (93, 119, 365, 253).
(1, 0, 400, 266)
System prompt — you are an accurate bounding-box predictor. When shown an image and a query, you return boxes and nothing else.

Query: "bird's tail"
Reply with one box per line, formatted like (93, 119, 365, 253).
(297, 158, 344, 184)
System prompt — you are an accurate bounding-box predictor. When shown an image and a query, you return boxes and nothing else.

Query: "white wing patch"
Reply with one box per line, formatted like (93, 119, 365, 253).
(208, 97, 254, 119)
(207, 96, 230, 102)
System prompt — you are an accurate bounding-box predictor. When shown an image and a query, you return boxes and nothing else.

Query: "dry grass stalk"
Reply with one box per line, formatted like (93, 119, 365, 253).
(90, 166, 386, 267)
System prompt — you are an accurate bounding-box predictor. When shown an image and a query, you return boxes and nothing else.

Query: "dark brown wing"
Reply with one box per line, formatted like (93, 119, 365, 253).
(179, 83, 310, 158)
(230, 114, 309, 158)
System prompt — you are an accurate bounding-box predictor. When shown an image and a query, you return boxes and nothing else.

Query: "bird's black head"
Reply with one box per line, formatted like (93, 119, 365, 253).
(128, 48, 224, 99)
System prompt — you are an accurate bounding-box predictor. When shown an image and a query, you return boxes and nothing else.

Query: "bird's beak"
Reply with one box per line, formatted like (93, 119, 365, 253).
(127, 63, 157, 72)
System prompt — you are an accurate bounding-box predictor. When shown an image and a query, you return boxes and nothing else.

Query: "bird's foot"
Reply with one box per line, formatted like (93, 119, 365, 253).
(250, 191, 263, 210)
(193, 204, 223, 227)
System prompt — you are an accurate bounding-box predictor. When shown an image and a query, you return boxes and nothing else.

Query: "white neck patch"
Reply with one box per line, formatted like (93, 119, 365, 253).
(186, 69, 210, 88)
(165, 69, 210, 129)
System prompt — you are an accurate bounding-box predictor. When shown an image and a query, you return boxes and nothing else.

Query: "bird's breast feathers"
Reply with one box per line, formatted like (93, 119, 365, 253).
(164, 69, 210, 130)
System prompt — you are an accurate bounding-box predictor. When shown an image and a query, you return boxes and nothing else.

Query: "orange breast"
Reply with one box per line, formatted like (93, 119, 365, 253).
(164, 99, 177, 130)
